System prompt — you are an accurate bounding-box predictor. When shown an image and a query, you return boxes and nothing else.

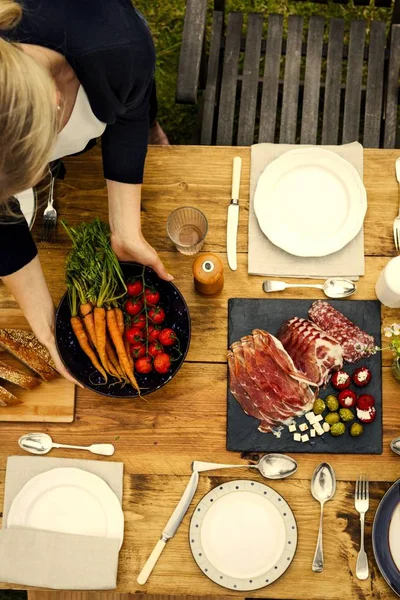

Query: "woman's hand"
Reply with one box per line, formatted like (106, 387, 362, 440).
(2, 256, 83, 387)
(107, 179, 173, 282)
(111, 231, 173, 281)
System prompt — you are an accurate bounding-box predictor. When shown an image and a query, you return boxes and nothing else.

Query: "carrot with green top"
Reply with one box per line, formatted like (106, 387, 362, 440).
(107, 307, 140, 392)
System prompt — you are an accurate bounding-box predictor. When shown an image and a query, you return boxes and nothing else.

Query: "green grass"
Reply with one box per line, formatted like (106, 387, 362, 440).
(135, 0, 392, 144)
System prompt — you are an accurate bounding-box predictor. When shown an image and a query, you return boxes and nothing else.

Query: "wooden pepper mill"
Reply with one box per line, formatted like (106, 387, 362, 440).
(192, 252, 224, 295)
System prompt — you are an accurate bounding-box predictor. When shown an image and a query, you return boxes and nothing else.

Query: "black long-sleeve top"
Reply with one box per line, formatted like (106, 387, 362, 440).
(0, 0, 155, 276)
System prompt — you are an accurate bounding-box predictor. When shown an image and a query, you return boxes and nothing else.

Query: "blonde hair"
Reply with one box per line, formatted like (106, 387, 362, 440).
(0, 0, 58, 203)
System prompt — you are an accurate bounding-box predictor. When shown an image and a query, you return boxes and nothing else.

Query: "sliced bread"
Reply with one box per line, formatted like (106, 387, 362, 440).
(0, 385, 22, 407)
(0, 329, 58, 381)
(0, 359, 40, 389)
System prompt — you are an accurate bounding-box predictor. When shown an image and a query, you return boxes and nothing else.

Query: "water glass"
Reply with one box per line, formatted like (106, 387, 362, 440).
(167, 207, 208, 255)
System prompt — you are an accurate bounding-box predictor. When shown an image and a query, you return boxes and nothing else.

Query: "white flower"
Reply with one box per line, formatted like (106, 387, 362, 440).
(392, 324, 400, 336)
(384, 327, 393, 338)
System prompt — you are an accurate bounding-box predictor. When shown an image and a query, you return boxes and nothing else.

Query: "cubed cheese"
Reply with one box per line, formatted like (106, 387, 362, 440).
(305, 412, 314, 422)
(301, 434, 310, 442)
(314, 414, 323, 423)
(314, 423, 324, 436)
(323, 422, 331, 433)
(288, 424, 297, 433)
(293, 433, 301, 442)
(308, 414, 318, 425)
(310, 429, 316, 438)
(299, 423, 309, 432)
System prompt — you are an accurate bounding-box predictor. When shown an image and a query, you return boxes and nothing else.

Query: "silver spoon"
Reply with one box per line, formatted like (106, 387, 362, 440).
(263, 277, 356, 299)
(390, 437, 400, 455)
(192, 453, 298, 480)
(311, 462, 336, 572)
(18, 432, 115, 457)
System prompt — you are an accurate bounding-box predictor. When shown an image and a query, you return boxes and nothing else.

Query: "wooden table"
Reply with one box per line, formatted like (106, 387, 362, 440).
(0, 145, 400, 599)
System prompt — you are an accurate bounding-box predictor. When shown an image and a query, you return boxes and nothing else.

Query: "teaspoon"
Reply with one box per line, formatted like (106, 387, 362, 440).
(311, 462, 336, 572)
(18, 432, 115, 457)
(263, 277, 356, 299)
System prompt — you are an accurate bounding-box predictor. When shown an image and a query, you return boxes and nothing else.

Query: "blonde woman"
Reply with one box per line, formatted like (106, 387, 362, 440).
(0, 0, 171, 383)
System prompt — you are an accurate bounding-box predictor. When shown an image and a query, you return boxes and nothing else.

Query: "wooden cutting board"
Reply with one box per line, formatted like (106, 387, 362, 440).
(0, 347, 75, 423)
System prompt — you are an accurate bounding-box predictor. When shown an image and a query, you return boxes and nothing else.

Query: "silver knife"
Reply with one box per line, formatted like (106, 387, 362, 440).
(137, 470, 199, 585)
(227, 156, 242, 271)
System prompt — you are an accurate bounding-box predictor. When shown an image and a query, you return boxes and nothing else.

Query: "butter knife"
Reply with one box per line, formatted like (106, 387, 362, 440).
(137, 470, 199, 585)
(227, 156, 242, 271)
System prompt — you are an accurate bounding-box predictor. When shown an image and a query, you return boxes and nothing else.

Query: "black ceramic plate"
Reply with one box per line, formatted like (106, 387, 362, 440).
(373, 479, 400, 596)
(55, 262, 191, 397)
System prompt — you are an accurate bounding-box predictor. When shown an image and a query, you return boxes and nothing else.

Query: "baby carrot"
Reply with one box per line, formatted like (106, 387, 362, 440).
(115, 307, 124, 335)
(106, 339, 125, 379)
(94, 306, 111, 374)
(80, 302, 97, 349)
(70, 316, 107, 382)
(106, 308, 140, 392)
(124, 337, 134, 371)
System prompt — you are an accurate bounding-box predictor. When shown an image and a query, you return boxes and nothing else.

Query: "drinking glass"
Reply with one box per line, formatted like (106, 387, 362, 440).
(167, 207, 208, 255)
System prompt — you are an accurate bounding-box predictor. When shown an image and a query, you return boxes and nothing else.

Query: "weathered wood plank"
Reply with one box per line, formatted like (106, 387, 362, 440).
(342, 20, 366, 144)
(201, 11, 224, 145)
(279, 15, 304, 143)
(237, 13, 263, 145)
(322, 18, 345, 145)
(300, 16, 325, 144)
(259, 14, 284, 143)
(363, 21, 386, 148)
(384, 24, 400, 148)
(216, 12, 243, 145)
(176, 0, 208, 104)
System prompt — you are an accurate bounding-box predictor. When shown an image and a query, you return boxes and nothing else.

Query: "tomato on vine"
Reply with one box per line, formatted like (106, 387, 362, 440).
(154, 353, 171, 374)
(131, 313, 146, 330)
(126, 297, 143, 316)
(135, 356, 153, 374)
(126, 280, 143, 297)
(130, 342, 146, 359)
(159, 328, 177, 347)
(125, 326, 144, 344)
(147, 325, 161, 342)
(148, 342, 164, 358)
(145, 288, 160, 306)
(149, 306, 165, 325)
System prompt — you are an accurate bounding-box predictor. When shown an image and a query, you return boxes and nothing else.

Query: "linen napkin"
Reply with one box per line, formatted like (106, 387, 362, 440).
(248, 141, 365, 279)
(0, 456, 124, 590)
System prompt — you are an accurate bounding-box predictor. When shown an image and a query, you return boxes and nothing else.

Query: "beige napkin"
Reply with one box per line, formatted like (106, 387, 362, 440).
(248, 142, 365, 279)
(0, 456, 124, 590)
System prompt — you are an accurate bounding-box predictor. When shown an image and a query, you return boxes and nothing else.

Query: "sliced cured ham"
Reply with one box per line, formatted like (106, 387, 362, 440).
(308, 300, 375, 363)
(278, 317, 344, 386)
(228, 330, 316, 433)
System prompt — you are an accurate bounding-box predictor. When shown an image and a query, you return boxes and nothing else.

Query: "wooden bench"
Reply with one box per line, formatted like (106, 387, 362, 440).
(176, 0, 400, 147)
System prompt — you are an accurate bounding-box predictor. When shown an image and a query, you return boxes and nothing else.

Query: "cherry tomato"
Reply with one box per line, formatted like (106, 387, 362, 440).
(131, 313, 146, 330)
(145, 288, 160, 306)
(159, 328, 177, 347)
(148, 342, 164, 358)
(125, 297, 143, 316)
(147, 325, 161, 342)
(149, 306, 165, 325)
(154, 353, 171, 374)
(125, 326, 144, 344)
(126, 280, 143, 296)
(135, 356, 153, 374)
(130, 342, 146, 359)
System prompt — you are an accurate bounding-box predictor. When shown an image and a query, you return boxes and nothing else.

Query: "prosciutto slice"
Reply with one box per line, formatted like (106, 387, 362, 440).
(228, 330, 316, 433)
(278, 317, 344, 386)
(308, 300, 375, 363)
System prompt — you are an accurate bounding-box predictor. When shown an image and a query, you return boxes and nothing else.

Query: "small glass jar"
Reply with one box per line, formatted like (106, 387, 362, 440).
(392, 356, 400, 383)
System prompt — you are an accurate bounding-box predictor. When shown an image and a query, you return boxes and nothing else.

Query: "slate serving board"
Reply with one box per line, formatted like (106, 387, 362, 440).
(227, 299, 382, 454)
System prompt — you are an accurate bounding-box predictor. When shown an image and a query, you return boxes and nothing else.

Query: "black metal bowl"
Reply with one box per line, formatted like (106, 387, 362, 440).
(55, 262, 191, 397)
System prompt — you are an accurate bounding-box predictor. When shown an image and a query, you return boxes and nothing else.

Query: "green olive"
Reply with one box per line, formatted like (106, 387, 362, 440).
(330, 422, 346, 437)
(350, 423, 364, 437)
(313, 398, 326, 415)
(339, 408, 355, 422)
(325, 412, 340, 425)
(326, 395, 339, 411)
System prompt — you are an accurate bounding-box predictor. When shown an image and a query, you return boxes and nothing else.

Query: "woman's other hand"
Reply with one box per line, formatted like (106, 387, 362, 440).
(111, 231, 173, 281)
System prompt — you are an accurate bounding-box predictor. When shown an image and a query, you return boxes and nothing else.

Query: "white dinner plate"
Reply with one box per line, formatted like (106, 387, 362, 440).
(189, 479, 297, 591)
(7, 467, 124, 548)
(14, 187, 37, 230)
(254, 148, 367, 257)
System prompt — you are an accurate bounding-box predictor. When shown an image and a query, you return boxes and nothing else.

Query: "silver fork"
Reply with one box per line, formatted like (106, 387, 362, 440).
(42, 171, 57, 242)
(394, 158, 400, 252)
(355, 474, 369, 580)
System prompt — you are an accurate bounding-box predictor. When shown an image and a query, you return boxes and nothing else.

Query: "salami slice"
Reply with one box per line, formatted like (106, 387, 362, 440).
(308, 301, 375, 363)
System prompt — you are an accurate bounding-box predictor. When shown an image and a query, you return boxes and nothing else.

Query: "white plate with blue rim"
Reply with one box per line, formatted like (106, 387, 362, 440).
(189, 479, 297, 591)
(254, 147, 367, 257)
(14, 187, 37, 230)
